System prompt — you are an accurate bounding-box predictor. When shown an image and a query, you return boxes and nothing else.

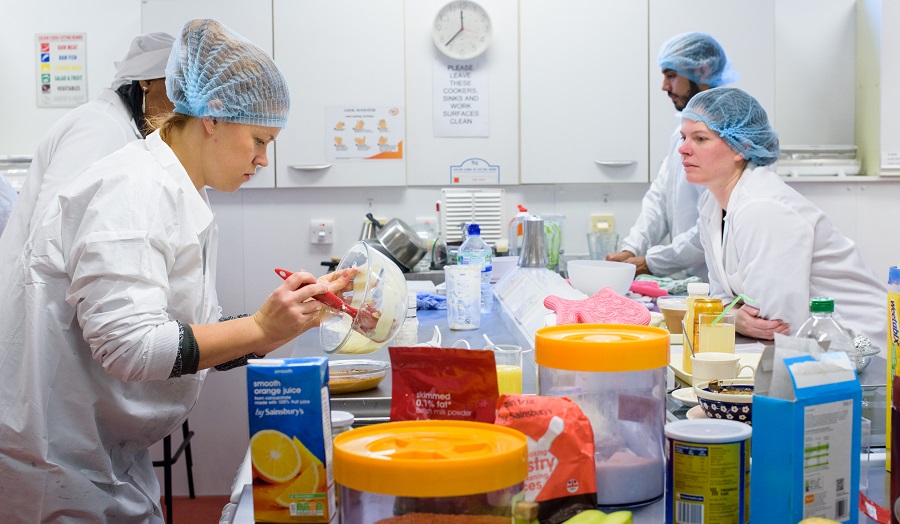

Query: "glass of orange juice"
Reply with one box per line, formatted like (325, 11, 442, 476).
(492, 345, 524, 395)
(698, 313, 736, 354)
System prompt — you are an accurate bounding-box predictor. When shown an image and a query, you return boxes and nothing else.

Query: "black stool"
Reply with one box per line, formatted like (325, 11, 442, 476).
(153, 420, 195, 523)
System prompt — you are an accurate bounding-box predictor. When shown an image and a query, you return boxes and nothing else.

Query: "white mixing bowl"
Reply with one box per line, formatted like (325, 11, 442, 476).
(566, 260, 636, 296)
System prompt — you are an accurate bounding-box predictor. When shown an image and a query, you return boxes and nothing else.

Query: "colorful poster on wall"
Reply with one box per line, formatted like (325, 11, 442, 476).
(36, 33, 87, 108)
(325, 106, 404, 161)
(433, 58, 489, 137)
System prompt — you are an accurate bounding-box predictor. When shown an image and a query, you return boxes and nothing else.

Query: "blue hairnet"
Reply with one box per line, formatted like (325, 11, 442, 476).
(166, 19, 290, 128)
(682, 87, 780, 166)
(658, 32, 738, 87)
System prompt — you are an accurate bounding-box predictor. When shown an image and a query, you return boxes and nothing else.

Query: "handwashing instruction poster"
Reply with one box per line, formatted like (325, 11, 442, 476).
(325, 106, 404, 161)
(36, 33, 87, 108)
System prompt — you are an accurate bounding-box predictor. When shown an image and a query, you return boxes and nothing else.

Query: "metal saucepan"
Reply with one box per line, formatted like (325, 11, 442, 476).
(374, 218, 426, 272)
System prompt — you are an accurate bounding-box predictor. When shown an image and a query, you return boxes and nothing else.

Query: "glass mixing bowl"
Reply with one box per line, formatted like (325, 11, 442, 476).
(320, 241, 408, 354)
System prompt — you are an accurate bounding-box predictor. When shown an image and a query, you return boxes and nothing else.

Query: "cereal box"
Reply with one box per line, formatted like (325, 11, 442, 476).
(247, 357, 335, 523)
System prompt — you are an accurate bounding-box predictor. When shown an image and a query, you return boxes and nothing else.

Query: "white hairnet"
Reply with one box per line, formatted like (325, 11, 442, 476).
(658, 32, 738, 87)
(111, 32, 175, 89)
(682, 87, 780, 166)
(165, 19, 290, 128)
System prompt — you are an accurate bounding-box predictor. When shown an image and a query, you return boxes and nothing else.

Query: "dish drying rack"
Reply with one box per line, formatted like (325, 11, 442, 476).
(775, 145, 860, 177)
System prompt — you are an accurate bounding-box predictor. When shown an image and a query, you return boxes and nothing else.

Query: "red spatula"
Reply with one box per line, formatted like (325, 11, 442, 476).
(274, 268, 381, 334)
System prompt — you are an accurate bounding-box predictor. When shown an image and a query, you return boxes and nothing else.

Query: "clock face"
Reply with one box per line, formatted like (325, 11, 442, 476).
(432, 1, 492, 61)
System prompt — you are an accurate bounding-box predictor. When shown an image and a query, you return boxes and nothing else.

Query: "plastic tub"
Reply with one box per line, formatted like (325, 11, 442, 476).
(536, 324, 669, 507)
(334, 420, 528, 524)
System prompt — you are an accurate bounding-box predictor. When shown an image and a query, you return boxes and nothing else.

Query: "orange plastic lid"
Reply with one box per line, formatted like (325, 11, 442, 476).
(333, 420, 527, 497)
(535, 324, 669, 372)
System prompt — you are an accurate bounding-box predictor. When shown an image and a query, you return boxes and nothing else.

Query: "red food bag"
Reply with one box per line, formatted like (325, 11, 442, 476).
(389, 346, 499, 423)
(495, 394, 596, 524)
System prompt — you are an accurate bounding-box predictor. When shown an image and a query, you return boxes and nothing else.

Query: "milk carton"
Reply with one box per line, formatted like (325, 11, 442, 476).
(247, 358, 335, 523)
(751, 337, 861, 523)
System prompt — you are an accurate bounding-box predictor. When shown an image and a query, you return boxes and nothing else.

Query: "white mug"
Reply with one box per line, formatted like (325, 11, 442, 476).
(691, 352, 755, 386)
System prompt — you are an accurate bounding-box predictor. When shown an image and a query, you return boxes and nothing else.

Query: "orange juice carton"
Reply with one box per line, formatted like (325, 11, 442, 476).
(247, 357, 335, 523)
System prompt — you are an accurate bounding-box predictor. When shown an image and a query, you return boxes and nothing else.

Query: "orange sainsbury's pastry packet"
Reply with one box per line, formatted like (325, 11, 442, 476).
(495, 394, 596, 524)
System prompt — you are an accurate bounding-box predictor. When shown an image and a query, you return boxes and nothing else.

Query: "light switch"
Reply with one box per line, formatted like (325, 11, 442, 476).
(310, 219, 334, 244)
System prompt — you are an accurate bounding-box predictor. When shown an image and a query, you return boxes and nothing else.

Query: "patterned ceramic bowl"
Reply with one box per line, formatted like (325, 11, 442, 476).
(693, 378, 754, 425)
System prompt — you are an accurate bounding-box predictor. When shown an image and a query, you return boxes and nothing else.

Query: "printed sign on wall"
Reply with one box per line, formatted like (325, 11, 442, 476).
(325, 106, 404, 161)
(433, 58, 489, 137)
(36, 33, 88, 108)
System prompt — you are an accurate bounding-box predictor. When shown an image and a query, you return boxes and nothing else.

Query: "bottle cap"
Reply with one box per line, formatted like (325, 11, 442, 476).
(467, 223, 481, 235)
(809, 297, 835, 313)
(687, 282, 710, 295)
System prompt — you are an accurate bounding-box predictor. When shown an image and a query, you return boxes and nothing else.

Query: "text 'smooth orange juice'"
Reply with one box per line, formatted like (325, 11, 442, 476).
(247, 358, 335, 523)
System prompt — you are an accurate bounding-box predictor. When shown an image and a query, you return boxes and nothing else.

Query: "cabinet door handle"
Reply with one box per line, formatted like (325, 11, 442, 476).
(289, 164, 333, 171)
(594, 160, 636, 167)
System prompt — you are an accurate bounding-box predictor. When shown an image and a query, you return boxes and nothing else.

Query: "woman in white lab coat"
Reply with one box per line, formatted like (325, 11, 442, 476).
(0, 32, 176, 273)
(679, 87, 886, 343)
(0, 19, 343, 522)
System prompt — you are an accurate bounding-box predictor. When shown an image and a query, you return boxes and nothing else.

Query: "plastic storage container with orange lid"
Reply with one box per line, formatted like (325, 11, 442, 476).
(333, 420, 528, 524)
(535, 324, 670, 508)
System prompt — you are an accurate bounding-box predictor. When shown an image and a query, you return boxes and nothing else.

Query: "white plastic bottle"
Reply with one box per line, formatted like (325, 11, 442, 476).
(795, 297, 856, 363)
(457, 223, 493, 313)
(392, 291, 419, 346)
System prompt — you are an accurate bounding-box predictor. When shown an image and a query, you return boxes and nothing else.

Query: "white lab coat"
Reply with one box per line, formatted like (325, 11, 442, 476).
(698, 164, 887, 347)
(0, 89, 141, 272)
(0, 131, 221, 522)
(0, 174, 16, 234)
(620, 120, 707, 279)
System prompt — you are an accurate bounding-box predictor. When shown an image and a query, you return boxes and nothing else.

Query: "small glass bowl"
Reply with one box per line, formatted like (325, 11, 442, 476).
(855, 345, 880, 372)
(328, 359, 390, 395)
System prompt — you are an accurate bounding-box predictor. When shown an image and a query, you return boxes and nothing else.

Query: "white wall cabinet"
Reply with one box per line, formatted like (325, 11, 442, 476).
(273, 0, 406, 188)
(647, 0, 775, 182)
(405, 0, 519, 186)
(141, 0, 276, 188)
(520, 0, 649, 184)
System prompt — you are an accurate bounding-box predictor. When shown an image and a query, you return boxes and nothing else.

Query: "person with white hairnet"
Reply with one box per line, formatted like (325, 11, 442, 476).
(608, 32, 737, 280)
(680, 87, 886, 343)
(0, 32, 176, 273)
(0, 19, 348, 521)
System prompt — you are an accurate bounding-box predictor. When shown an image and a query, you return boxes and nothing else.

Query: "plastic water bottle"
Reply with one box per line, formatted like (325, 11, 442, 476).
(795, 297, 856, 363)
(458, 223, 493, 313)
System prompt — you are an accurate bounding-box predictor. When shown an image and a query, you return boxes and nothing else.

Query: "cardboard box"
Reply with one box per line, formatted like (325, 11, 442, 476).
(247, 358, 335, 523)
(887, 266, 900, 472)
(751, 345, 861, 524)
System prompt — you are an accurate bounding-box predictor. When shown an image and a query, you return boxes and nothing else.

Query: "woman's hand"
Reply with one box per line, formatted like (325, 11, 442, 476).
(734, 304, 790, 340)
(606, 250, 635, 263)
(253, 270, 330, 347)
(317, 268, 356, 295)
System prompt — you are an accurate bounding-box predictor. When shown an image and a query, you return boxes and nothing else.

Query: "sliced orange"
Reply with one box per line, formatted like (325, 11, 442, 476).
(250, 429, 301, 484)
(274, 461, 321, 508)
(292, 436, 324, 472)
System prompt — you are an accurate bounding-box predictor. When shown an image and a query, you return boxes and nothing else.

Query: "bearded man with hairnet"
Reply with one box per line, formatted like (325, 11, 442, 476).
(0, 32, 175, 273)
(608, 32, 737, 280)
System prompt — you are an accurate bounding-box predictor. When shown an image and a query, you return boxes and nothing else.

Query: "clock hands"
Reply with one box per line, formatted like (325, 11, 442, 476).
(445, 10, 464, 46)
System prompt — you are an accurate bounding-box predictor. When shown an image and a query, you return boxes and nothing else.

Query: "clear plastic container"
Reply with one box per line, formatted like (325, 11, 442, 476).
(334, 420, 527, 524)
(535, 324, 669, 507)
(319, 241, 408, 354)
(795, 297, 856, 365)
(458, 223, 493, 314)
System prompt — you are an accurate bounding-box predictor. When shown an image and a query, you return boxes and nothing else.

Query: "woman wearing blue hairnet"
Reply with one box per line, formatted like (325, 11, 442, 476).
(679, 87, 886, 343)
(0, 19, 346, 521)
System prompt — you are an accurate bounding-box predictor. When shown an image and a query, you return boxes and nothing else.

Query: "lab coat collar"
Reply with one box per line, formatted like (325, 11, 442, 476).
(145, 130, 214, 234)
(97, 89, 142, 140)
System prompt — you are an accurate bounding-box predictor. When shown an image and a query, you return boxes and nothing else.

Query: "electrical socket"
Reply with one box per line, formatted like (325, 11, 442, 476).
(590, 213, 615, 233)
(310, 219, 334, 244)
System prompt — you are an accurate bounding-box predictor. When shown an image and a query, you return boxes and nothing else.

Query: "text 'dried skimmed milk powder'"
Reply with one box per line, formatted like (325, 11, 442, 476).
(665, 419, 751, 524)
